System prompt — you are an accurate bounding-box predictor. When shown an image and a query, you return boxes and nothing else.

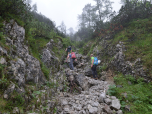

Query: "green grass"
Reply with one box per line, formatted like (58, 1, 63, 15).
(41, 63, 50, 80)
(4, 13, 25, 27)
(111, 16, 152, 77)
(0, 98, 7, 112)
(108, 73, 152, 114)
(0, 31, 10, 51)
(0, 91, 25, 112)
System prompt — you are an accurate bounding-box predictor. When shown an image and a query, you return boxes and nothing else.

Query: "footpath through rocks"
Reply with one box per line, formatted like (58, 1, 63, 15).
(57, 54, 122, 114)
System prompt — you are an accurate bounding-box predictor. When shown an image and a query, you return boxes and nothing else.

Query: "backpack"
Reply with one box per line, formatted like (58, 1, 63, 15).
(94, 57, 98, 65)
(67, 46, 71, 52)
(71, 52, 76, 59)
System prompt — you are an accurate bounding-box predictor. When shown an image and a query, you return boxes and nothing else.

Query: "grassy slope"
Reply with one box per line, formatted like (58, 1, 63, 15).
(108, 17, 152, 113)
(112, 17, 152, 77)
(109, 73, 152, 114)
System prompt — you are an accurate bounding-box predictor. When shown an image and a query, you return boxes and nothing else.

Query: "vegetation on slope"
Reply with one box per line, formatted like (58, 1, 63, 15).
(108, 73, 152, 114)
(111, 17, 152, 78)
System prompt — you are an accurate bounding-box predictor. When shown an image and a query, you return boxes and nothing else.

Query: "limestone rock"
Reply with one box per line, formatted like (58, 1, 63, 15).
(4, 82, 15, 99)
(84, 66, 92, 76)
(75, 74, 89, 91)
(13, 107, 19, 114)
(111, 99, 121, 111)
(0, 57, 6, 65)
(117, 110, 123, 114)
(104, 98, 112, 105)
(103, 104, 112, 114)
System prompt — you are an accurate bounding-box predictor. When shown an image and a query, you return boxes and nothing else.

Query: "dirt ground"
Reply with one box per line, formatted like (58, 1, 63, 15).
(106, 69, 115, 85)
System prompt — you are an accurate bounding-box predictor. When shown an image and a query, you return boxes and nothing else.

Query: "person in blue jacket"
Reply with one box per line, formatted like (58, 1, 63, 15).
(65, 46, 72, 55)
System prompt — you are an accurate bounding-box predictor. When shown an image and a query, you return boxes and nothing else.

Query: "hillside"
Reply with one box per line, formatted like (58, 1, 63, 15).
(0, 18, 72, 113)
(79, 16, 152, 113)
(0, 0, 152, 114)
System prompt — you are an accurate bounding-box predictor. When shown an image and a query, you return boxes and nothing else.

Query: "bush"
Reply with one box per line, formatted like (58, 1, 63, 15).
(62, 37, 71, 48)
(5, 93, 25, 110)
(98, 64, 108, 71)
(126, 75, 136, 83)
(41, 64, 50, 80)
(107, 85, 117, 96)
(0, 0, 31, 22)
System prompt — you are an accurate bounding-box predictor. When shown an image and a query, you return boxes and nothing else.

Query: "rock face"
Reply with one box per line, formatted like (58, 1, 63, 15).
(2, 20, 46, 97)
(92, 38, 149, 82)
(41, 45, 60, 69)
(110, 41, 148, 81)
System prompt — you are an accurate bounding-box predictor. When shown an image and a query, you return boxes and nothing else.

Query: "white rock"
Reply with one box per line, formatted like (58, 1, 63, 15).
(111, 99, 121, 111)
(64, 105, 70, 112)
(3, 94, 8, 99)
(117, 110, 123, 114)
(61, 99, 68, 105)
(89, 106, 98, 114)
(0, 57, 6, 64)
(13, 107, 19, 113)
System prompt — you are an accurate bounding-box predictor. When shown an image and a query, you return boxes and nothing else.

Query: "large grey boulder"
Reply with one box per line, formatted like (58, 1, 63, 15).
(84, 66, 92, 76)
(25, 55, 46, 84)
(75, 74, 89, 91)
(41, 49, 54, 68)
(9, 58, 26, 86)
(41, 43, 60, 71)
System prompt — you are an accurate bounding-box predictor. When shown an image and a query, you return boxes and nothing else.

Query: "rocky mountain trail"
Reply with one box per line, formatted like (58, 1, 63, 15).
(55, 55, 122, 114)
(19, 53, 122, 114)
(0, 20, 122, 114)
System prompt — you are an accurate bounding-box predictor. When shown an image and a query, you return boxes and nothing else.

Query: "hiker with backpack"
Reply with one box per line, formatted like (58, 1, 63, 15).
(90, 54, 98, 79)
(65, 46, 72, 55)
(66, 51, 77, 70)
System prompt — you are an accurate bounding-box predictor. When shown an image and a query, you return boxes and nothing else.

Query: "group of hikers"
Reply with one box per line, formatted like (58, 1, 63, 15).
(65, 46, 98, 80)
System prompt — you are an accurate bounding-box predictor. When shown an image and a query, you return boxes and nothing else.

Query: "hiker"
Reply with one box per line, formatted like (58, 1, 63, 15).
(66, 51, 77, 70)
(66, 53, 74, 70)
(65, 46, 72, 55)
(90, 54, 98, 79)
(71, 51, 77, 63)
